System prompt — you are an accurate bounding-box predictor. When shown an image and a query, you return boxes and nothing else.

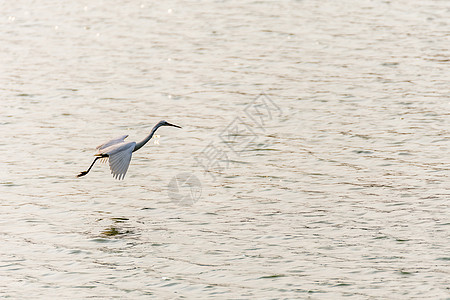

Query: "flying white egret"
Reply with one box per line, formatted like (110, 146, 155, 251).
(77, 120, 181, 180)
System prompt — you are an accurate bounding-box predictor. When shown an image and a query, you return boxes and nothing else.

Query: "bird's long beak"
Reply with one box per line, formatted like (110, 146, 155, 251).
(167, 122, 182, 129)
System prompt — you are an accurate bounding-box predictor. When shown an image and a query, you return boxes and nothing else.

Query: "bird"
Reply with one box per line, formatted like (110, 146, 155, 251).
(77, 120, 181, 180)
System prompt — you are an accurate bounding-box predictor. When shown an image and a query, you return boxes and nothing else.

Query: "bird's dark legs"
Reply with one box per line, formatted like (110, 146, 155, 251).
(77, 156, 101, 178)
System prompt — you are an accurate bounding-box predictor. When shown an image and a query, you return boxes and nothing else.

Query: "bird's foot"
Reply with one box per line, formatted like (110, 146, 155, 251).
(77, 171, 88, 178)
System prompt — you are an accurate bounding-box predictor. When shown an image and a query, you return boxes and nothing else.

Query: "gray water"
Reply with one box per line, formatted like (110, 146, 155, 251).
(1, 0, 449, 298)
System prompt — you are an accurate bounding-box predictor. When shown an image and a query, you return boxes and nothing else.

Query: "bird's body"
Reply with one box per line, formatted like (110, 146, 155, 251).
(77, 120, 181, 180)
(96, 139, 135, 180)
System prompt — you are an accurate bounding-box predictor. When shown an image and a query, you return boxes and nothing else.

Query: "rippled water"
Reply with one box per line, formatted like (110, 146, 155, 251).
(1, 0, 449, 298)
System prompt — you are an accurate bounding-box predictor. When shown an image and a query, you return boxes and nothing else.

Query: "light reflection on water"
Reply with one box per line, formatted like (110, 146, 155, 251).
(1, 0, 449, 298)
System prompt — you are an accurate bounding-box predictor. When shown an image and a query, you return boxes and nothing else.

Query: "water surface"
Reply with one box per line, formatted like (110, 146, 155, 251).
(1, 0, 449, 298)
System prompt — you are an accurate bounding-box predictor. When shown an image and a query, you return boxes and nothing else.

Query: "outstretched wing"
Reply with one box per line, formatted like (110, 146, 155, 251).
(107, 142, 135, 180)
(96, 135, 129, 151)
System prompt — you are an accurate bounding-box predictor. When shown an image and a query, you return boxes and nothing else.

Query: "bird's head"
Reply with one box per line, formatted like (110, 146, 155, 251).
(159, 120, 182, 129)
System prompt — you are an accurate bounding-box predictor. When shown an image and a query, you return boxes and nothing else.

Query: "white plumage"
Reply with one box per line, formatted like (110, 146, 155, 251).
(97, 138, 135, 180)
(96, 134, 128, 151)
(77, 120, 181, 180)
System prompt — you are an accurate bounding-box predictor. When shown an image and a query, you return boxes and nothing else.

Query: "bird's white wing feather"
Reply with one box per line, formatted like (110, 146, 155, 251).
(96, 135, 129, 151)
(107, 142, 135, 180)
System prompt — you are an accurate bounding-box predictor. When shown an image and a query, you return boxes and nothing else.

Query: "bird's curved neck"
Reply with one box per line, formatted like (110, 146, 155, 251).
(133, 123, 162, 152)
